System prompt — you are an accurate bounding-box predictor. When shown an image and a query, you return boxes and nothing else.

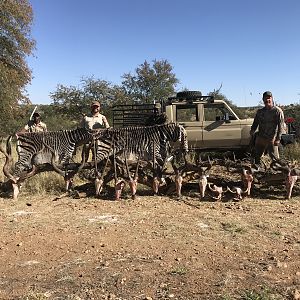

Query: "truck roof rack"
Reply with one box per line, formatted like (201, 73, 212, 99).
(112, 103, 161, 128)
(166, 95, 215, 105)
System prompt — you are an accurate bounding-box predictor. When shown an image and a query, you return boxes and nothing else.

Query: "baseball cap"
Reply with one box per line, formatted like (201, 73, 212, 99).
(91, 100, 100, 107)
(263, 91, 272, 98)
(32, 112, 41, 117)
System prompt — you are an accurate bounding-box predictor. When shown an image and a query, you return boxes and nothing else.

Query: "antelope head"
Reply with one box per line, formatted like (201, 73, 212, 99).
(115, 178, 126, 200)
(171, 160, 185, 198)
(241, 166, 254, 196)
(208, 183, 227, 201)
(227, 186, 249, 201)
(125, 155, 140, 200)
(271, 160, 299, 199)
(197, 156, 213, 199)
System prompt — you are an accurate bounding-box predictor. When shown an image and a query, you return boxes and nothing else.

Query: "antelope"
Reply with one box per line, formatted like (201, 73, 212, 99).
(271, 160, 300, 199)
(227, 186, 249, 201)
(208, 183, 228, 201)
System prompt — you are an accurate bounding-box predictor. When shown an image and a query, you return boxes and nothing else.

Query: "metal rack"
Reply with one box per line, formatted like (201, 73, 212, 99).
(112, 103, 162, 128)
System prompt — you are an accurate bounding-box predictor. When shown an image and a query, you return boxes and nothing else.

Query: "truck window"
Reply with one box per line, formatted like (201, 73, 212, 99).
(204, 103, 237, 121)
(176, 105, 198, 122)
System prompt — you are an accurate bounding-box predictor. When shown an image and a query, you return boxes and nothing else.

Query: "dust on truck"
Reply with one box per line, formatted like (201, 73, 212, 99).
(112, 91, 254, 152)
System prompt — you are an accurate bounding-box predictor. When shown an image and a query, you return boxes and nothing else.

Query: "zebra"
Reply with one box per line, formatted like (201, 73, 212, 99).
(92, 122, 188, 163)
(90, 123, 188, 197)
(3, 127, 96, 199)
(14, 127, 94, 175)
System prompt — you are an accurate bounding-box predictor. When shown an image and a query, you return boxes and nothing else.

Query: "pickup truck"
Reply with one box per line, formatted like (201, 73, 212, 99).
(112, 91, 294, 152)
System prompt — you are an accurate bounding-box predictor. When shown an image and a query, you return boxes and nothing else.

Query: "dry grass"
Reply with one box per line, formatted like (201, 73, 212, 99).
(281, 141, 300, 162)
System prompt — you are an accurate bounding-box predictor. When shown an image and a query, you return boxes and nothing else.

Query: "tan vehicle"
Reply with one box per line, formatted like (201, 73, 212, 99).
(164, 91, 254, 151)
(112, 91, 254, 153)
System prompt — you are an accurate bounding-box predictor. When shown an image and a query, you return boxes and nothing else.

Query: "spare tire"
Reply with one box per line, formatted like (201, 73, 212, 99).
(176, 91, 202, 100)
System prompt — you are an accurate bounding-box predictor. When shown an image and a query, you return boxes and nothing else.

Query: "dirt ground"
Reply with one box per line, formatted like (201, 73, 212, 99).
(1, 185, 300, 300)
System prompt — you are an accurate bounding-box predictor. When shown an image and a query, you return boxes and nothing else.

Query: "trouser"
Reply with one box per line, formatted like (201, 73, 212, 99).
(254, 136, 279, 165)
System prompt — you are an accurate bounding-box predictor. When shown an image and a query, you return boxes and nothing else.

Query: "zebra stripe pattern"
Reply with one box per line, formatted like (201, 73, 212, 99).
(92, 123, 188, 164)
(14, 127, 93, 176)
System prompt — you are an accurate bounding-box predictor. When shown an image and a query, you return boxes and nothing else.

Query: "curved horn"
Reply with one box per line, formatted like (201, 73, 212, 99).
(242, 165, 252, 175)
(134, 156, 140, 179)
(18, 165, 38, 181)
(208, 183, 217, 192)
(1, 136, 17, 183)
(270, 160, 290, 173)
(227, 186, 236, 194)
(43, 142, 65, 176)
(232, 152, 237, 162)
(242, 186, 250, 194)
(222, 186, 229, 193)
(124, 152, 132, 181)
(207, 156, 213, 170)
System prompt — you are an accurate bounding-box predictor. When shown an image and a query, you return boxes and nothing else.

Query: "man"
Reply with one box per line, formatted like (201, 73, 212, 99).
(81, 100, 110, 130)
(24, 112, 47, 132)
(81, 100, 110, 161)
(250, 91, 284, 165)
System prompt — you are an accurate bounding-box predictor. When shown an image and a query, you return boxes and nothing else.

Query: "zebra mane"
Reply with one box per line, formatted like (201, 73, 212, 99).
(16, 127, 89, 138)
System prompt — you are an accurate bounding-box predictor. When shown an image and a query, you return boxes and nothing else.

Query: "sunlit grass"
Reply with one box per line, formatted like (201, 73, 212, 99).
(281, 141, 300, 162)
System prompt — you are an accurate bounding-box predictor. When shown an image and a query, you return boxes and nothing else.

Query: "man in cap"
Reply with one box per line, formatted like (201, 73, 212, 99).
(250, 91, 284, 165)
(81, 100, 110, 130)
(24, 112, 47, 133)
(81, 100, 110, 161)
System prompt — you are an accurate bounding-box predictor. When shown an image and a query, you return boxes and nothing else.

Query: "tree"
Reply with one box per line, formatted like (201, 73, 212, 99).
(0, 0, 35, 134)
(121, 59, 179, 104)
(50, 77, 128, 125)
(208, 84, 247, 119)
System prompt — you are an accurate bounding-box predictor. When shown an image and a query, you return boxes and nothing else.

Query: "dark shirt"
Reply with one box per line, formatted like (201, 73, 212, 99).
(251, 106, 284, 141)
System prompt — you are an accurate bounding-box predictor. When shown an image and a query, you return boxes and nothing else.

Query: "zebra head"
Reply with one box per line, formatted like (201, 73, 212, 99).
(162, 123, 188, 153)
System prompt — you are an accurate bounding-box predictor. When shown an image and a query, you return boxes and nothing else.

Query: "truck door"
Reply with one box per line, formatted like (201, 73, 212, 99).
(203, 103, 241, 149)
(175, 103, 203, 150)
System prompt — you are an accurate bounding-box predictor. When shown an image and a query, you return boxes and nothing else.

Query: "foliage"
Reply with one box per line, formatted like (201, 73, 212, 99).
(50, 76, 128, 125)
(0, 0, 35, 134)
(208, 86, 250, 119)
(121, 59, 179, 104)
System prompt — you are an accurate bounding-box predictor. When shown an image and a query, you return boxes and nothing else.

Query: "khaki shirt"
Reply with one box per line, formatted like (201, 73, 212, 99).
(81, 114, 110, 130)
(24, 121, 47, 132)
(251, 106, 284, 141)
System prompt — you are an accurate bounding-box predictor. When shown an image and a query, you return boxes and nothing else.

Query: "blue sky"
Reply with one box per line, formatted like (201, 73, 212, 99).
(26, 0, 300, 107)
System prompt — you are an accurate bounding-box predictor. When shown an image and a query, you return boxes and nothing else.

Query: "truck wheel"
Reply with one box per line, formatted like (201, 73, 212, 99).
(176, 91, 202, 100)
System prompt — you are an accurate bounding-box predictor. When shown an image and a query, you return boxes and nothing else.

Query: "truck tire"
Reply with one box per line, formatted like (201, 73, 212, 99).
(176, 91, 202, 100)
